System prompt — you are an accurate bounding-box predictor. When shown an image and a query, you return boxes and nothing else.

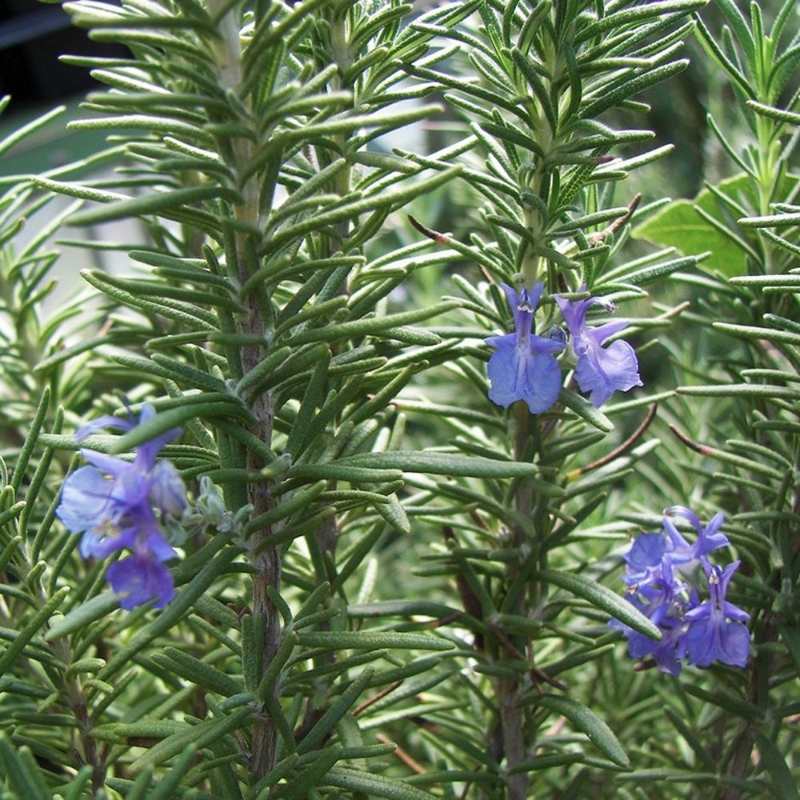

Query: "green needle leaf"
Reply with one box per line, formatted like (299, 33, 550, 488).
(531, 568, 661, 640)
(535, 694, 631, 769)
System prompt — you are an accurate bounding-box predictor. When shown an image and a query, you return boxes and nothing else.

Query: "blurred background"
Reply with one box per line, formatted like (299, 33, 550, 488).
(0, 0, 128, 169)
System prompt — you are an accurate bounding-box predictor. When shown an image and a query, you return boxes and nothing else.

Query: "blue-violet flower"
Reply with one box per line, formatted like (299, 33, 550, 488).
(554, 288, 642, 406)
(611, 508, 749, 674)
(56, 403, 186, 610)
(684, 560, 750, 668)
(485, 283, 564, 414)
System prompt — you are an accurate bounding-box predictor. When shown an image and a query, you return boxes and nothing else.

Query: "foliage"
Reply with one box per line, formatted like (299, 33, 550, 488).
(0, 0, 797, 798)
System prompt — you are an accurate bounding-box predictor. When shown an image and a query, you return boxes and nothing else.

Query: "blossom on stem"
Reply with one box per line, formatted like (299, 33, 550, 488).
(611, 560, 689, 676)
(485, 283, 564, 414)
(106, 554, 176, 611)
(611, 508, 750, 674)
(56, 403, 186, 610)
(622, 507, 728, 590)
(662, 506, 729, 565)
(684, 561, 751, 668)
(554, 289, 641, 406)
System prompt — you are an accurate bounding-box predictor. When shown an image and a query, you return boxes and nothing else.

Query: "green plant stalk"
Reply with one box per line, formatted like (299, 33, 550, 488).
(753, 109, 783, 277)
(495, 401, 534, 800)
(53, 635, 107, 792)
(714, 16, 798, 792)
(208, 0, 281, 779)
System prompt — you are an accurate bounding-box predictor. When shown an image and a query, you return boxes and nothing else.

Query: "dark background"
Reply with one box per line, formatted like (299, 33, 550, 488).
(0, 0, 124, 110)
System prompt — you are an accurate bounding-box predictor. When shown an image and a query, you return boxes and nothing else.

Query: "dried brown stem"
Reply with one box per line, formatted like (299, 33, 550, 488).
(570, 403, 658, 478)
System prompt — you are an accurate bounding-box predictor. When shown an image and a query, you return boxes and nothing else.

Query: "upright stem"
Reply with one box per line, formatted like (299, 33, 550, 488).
(208, 0, 282, 777)
(52, 635, 107, 791)
(235, 143, 283, 783)
(497, 401, 532, 799)
(498, 678, 528, 800)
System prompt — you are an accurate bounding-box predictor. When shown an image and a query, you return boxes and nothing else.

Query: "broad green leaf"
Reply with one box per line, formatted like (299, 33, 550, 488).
(559, 388, 613, 432)
(296, 631, 454, 651)
(151, 647, 245, 697)
(617, 769, 726, 784)
(91, 720, 186, 744)
(349, 600, 470, 620)
(12, 386, 50, 494)
(507, 753, 585, 774)
(109, 398, 254, 453)
(44, 591, 119, 641)
(129, 706, 251, 772)
(324, 766, 436, 799)
(373, 493, 411, 534)
(679, 383, 800, 403)
(631, 174, 800, 277)
(336, 451, 565, 494)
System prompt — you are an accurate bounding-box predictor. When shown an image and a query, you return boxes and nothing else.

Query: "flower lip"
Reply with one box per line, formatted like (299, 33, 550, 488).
(683, 560, 750, 668)
(106, 554, 176, 610)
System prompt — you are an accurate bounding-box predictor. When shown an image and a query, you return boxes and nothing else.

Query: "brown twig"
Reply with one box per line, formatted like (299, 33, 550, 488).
(408, 214, 454, 246)
(669, 423, 717, 456)
(589, 193, 642, 246)
(353, 680, 403, 716)
(376, 734, 427, 774)
(569, 403, 658, 479)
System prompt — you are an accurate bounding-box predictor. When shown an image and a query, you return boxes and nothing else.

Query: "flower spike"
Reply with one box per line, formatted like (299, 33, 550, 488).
(611, 508, 750, 674)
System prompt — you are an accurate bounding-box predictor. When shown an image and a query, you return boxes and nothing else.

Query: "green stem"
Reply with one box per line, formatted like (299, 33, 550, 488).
(495, 400, 533, 798)
(208, 0, 283, 777)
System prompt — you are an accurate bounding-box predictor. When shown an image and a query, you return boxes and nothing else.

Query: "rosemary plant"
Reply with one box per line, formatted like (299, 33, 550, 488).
(0, 1, 796, 798)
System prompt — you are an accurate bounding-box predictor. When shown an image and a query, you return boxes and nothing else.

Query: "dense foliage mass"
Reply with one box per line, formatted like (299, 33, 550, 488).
(0, 0, 798, 798)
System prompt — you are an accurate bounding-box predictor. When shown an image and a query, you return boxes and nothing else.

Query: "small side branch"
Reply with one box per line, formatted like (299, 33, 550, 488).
(569, 403, 657, 478)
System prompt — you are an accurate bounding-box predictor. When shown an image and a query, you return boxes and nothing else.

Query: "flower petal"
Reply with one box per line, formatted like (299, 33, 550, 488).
(150, 461, 187, 516)
(106, 554, 175, 610)
(56, 466, 114, 534)
(575, 338, 642, 407)
(487, 340, 562, 414)
(556, 292, 641, 407)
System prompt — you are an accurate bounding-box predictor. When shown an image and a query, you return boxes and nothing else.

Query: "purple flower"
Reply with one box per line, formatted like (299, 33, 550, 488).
(57, 404, 185, 610)
(684, 561, 750, 668)
(485, 283, 564, 414)
(554, 289, 641, 406)
(611, 508, 749, 674)
(622, 532, 666, 588)
(106, 554, 176, 610)
(612, 558, 690, 675)
(663, 506, 729, 566)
